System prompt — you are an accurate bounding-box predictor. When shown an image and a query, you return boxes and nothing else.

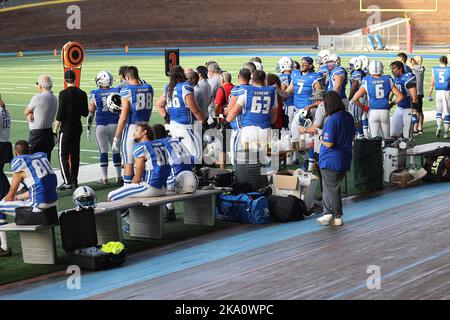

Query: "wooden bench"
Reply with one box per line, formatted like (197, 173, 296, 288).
(122, 189, 222, 239)
(0, 223, 58, 264)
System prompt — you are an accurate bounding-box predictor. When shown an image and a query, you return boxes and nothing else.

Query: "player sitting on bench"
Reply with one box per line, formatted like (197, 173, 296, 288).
(152, 124, 197, 221)
(108, 123, 171, 201)
(0, 140, 58, 257)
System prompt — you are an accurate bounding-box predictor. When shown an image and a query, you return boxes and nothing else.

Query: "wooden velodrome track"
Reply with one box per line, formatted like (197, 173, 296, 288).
(1, 182, 449, 300)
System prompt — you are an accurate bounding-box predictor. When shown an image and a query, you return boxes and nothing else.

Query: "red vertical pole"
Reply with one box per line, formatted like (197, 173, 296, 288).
(407, 24, 412, 53)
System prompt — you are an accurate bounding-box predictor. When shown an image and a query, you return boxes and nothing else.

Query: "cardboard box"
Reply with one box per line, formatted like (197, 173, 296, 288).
(273, 170, 300, 198)
(273, 170, 319, 210)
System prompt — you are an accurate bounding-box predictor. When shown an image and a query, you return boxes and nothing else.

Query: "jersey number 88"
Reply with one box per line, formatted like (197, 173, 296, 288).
(135, 93, 153, 111)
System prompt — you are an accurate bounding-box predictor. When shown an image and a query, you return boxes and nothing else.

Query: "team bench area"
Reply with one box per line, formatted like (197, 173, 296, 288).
(0, 189, 221, 265)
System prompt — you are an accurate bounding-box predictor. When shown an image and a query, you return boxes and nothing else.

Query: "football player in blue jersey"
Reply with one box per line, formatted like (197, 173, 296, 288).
(277, 57, 295, 130)
(112, 66, 154, 185)
(223, 68, 252, 165)
(389, 61, 418, 140)
(108, 123, 171, 201)
(316, 50, 331, 87)
(396, 53, 413, 74)
(276, 57, 323, 145)
(152, 123, 193, 221)
(225, 70, 277, 152)
(326, 54, 348, 107)
(428, 56, 450, 138)
(359, 55, 370, 75)
(350, 60, 404, 139)
(88, 71, 123, 185)
(0, 140, 58, 257)
(156, 65, 209, 165)
(348, 57, 369, 139)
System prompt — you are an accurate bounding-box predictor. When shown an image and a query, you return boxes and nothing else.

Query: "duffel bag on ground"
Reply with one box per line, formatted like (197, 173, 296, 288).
(216, 192, 271, 224)
(423, 147, 450, 182)
(267, 195, 307, 222)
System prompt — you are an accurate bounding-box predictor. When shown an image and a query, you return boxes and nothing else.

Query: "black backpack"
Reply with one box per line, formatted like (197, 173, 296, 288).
(423, 147, 450, 182)
(267, 195, 307, 222)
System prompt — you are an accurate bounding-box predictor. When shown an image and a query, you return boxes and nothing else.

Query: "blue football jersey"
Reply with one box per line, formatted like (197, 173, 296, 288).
(291, 70, 322, 110)
(279, 73, 294, 107)
(11, 152, 58, 205)
(433, 66, 450, 91)
(90, 87, 120, 125)
(318, 64, 330, 86)
(229, 84, 248, 129)
(156, 137, 193, 176)
(132, 141, 171, 189)
(165, 82, 195, 125)
(327, 66, 348, 98)
(350, 69, 366, 85)
(239, 86, 276, 129)
(393, 73, 416, 109)
(361, 75, 394, 110)
(120, 83, 154, 124)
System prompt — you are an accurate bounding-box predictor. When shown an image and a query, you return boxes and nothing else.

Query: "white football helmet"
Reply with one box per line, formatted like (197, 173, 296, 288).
(278, 56, 293, 73)
(295, 109, 313, 128)
(359, 55, 370, 70)
(326, 53, 339, 64)
(95, 71, 113, 88)
(73, 186, 97, 210)
(175, 171, 199, 194)
(106, 93, 122, 113)
(368, 60, 384, 75)
(253, 61, 264, 71)
(203, 133, 222, 161)
(349, 57, 363, 71)
(316, 49, 331, 65)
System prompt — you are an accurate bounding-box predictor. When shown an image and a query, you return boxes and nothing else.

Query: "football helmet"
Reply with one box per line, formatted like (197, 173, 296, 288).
(106, 93, 122, 113)
(349, 57, 363, 71)
(253, 61, 264, 71)
(95, 71, 113, 88)
(73, 186, 97, 210)
(326, 53, 340, 67)
(175, 171, 199, 194)
(203, 133, 222, 160)
(368, 60, 384, 75)
(295, 109, 313, 128)
(359, 55, 370, 70)
(278, 56, 293, 73)
(316, 49, 331, 65)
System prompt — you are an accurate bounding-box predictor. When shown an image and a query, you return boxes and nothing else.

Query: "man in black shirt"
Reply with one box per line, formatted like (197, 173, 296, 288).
(54, 70, 88, 190)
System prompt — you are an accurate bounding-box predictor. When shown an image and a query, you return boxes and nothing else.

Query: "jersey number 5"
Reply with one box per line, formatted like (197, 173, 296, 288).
(438, 71, 445, 83)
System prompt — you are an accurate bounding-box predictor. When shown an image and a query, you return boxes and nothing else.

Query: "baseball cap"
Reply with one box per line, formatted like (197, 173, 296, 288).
(64, 69, 76, 83)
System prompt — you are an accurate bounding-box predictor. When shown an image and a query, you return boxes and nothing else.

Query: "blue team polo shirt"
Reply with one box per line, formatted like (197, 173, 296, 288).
(319, 111, 355, 172)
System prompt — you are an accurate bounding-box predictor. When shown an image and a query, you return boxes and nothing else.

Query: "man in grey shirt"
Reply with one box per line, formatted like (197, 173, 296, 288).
(196, 66, 212, 119)
(207, 62, 222, 118)
(187, 71, 208, 120)
(24, 75, 57, 161)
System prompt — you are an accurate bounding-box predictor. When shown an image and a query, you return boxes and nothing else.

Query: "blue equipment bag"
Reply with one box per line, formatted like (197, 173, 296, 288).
(216, 192, 271, 224)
